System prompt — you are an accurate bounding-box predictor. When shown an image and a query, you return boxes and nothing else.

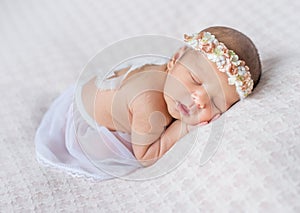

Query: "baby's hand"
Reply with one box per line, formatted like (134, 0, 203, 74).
(187, 121, 208, 133)
(186, 113, 221, 133)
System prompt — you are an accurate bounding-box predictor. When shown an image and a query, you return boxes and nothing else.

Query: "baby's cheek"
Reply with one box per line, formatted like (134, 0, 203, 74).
(163, 95, 178, 118)
(197, 108, 214, 123)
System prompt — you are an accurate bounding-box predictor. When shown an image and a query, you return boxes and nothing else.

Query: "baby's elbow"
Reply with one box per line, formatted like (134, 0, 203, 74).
(134, 140, 162, 167)
(137, 157, 158, 167)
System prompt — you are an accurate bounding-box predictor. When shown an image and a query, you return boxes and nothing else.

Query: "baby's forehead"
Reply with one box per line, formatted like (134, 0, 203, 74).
(178, 49, 213, 73)
(178, 48, 205, 64)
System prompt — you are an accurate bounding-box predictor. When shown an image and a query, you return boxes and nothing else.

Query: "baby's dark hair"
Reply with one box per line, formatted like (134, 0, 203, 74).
(201, 26, 262, 89)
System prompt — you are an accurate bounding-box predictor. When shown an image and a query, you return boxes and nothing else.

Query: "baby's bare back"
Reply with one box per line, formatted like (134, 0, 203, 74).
(82, 64, 173, 135)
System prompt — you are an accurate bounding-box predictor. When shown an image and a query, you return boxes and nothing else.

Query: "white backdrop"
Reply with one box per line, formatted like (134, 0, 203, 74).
(0, 0, 299, 212)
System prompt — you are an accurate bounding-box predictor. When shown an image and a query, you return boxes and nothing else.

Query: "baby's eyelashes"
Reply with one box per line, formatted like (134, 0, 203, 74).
(190, 72, 202, 85)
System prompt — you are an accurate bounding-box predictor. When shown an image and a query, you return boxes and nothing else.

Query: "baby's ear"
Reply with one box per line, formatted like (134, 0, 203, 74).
(167, 46, 188, 70)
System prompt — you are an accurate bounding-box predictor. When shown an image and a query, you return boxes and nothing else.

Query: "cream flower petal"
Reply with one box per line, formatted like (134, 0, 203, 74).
(183, 31, 254, 99)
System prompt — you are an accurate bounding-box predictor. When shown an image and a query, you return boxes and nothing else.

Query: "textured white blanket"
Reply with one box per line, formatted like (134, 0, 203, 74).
(1, 0, 299, 212)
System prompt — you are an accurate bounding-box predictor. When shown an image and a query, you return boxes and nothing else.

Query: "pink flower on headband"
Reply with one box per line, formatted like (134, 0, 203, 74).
(183, 31, 254, 99)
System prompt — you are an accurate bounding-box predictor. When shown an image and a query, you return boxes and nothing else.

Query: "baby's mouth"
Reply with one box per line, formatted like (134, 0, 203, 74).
(176, 101, 190, 116)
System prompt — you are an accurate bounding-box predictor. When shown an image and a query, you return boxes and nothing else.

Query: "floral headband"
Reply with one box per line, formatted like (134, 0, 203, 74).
(183, 31, 254, 99)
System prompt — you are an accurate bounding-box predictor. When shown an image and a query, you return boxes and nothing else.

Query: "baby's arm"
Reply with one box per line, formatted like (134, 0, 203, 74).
(143, 119, 188, 165)
(130, 93, 188, 167)
(132, 119, 188, 167)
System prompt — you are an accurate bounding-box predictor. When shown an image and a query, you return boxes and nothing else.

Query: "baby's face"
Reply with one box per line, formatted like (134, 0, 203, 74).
(163, 48, 240, 125)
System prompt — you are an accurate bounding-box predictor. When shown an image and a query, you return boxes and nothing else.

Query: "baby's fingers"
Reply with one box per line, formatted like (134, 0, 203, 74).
(210, 113, 221, 122)
(187, 121, 208, 132)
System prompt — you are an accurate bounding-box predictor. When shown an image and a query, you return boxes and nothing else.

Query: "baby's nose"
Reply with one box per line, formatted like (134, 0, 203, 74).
(191, 91, 208, 109)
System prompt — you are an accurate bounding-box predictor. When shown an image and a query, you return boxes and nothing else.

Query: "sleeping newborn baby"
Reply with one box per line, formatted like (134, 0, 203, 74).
(35, 26, 261, 180)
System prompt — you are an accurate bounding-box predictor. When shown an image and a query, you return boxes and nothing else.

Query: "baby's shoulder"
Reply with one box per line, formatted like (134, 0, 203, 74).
(123, 63, 167, 82)
(130, 90, 173, 129)
(131, 90, 166, 109)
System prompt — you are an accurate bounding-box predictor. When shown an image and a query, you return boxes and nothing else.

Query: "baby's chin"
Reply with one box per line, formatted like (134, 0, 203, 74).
(168, 106, 205, 125)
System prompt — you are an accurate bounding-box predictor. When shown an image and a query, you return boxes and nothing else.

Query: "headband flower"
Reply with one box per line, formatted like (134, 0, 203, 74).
(184, 31, 254, 99)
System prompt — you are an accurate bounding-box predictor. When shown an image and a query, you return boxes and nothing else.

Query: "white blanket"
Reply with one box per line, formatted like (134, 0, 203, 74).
(1, 0, 299, 212)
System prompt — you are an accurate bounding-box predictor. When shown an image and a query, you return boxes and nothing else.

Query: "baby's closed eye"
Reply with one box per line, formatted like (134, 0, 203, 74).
(190, 72, 202, 85)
